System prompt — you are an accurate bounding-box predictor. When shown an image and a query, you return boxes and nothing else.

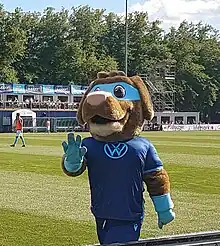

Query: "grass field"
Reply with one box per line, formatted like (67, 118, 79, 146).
(0, 131, 220, 246)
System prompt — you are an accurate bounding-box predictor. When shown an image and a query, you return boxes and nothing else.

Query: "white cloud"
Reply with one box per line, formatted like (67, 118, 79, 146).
(129, 0, 220, 31)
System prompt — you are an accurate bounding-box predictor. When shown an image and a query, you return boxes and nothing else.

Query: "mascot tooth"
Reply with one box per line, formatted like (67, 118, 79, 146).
(61, 71, 175, 245)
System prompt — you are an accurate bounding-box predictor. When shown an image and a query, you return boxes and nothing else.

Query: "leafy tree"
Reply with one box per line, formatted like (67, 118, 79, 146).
(164, 21, 220, 120)
(0, 4, 219, 121)
(0, 7, 27, 82)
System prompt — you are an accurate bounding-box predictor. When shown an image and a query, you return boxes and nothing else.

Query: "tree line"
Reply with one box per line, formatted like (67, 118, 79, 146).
(0, 4, 219, 121)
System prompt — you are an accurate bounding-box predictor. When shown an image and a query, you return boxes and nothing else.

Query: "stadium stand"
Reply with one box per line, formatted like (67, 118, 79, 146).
(0, 98, 80, 110)
(0, 83, 86, 111)
(1, 82, 211, 133)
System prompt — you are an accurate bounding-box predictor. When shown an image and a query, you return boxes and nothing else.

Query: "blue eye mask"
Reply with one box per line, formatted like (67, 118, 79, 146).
(90, 82, 140, 101)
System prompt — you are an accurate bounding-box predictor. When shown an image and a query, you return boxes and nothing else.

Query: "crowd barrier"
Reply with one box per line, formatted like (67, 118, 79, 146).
(0, 101, 79, 110)
(87, 231, 220, 246)
(21, 117, 81, 133)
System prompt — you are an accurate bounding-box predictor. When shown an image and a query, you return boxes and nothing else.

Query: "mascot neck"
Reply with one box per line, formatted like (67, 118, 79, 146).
(91, 127, 142, 143)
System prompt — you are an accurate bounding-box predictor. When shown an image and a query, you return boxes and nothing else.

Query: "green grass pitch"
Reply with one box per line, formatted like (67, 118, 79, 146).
(0, 131, 220, 246)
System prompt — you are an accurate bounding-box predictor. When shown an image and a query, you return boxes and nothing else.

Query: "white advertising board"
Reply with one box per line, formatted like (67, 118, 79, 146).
(162, 124, 220, 131)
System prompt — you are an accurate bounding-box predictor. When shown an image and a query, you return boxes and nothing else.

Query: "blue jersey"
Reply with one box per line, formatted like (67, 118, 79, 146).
(82, 136, 163, 221)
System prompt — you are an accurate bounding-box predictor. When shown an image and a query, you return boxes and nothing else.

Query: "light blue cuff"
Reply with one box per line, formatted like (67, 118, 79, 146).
(64, 158, 82, 173)
(144, 167, 163, 174)
(151, 193, 174, 213)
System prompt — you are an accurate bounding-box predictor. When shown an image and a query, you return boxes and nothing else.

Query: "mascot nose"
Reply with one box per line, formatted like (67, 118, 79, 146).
(87, 91, 111, 106)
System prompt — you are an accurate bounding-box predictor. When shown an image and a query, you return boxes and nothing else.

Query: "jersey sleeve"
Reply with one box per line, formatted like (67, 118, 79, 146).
(142, 142, 163, 174)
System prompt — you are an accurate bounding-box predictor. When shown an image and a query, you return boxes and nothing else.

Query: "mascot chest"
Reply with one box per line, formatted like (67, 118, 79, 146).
(82, 137, 148, 179)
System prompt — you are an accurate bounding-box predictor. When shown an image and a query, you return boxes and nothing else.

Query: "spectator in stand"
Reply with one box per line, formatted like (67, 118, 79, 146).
(46, 98, 51, 109)
(56, 99, 61, 109)
(25, 98, 30, 108)
(13, 97, 19, 108)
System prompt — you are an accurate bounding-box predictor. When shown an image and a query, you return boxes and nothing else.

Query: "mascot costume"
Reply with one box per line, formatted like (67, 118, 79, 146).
(61, 71, 175, 245)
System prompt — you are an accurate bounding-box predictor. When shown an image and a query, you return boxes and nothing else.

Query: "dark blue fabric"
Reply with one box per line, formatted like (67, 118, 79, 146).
(95, 217, 142, 245)
(82, 136, 163, 221)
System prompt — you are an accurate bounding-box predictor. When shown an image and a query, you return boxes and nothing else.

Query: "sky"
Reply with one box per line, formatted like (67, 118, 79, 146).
(1, 0, 220, 31)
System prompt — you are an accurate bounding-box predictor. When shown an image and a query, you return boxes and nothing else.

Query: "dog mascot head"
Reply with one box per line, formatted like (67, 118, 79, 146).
(77, 71, 154, 142)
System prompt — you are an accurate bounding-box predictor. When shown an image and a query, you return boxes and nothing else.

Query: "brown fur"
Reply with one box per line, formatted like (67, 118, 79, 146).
(129, 76, 154, 121)
(76, 73, 154, 142)
(143, 169, 171, 196)
(97, 71, 126, 79)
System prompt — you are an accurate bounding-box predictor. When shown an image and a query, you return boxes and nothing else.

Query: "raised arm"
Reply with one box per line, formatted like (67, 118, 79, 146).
(61, 133, 87, 177)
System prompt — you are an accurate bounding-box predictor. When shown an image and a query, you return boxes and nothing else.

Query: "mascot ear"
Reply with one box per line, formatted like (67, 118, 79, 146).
(76, 83, 94, 125)
(130, 75, 154, 121)
(97, 71, 109, 79)
(108, 70, 126, 77)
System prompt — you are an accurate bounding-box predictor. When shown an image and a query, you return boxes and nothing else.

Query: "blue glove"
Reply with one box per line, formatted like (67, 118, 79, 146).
(151, 193, 175, 229)
(62, 133, 87, 173)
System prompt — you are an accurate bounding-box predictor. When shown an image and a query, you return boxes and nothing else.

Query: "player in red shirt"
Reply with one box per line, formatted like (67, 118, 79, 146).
(10, 113, 26, 147)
